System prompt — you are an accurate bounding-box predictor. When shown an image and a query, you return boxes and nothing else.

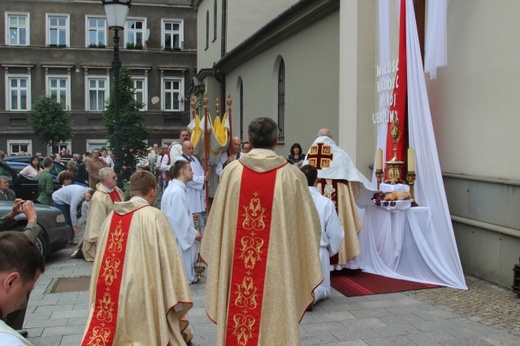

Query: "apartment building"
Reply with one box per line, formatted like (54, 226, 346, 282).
(0, 0, 197, 155)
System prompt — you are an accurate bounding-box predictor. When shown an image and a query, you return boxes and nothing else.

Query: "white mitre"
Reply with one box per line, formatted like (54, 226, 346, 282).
(303, 136, 376, 193)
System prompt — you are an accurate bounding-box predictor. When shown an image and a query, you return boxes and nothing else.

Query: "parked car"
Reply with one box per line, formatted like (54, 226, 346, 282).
(0, 161, 41, 200)
(4, 156, 67, 176)
(0, 201, 70, 258)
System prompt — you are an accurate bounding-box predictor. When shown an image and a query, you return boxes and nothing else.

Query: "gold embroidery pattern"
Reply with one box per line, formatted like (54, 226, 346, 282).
(231, 190, 270, 344)
(234, 276, 258, 309)
(239, 236, 264, 269)
(108, 220, 125, 253)
(95, 292, 115, 323)
(86, 325, 111, 346)
(102, 256, 121, 286)
(232, 313, 255, 345)
(87, 218, 127, 345)
(242, 192, 266, 231)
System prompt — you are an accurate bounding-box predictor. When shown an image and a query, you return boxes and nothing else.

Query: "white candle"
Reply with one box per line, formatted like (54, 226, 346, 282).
(408, 148, 415, 172)
(376, 148, 383, 170)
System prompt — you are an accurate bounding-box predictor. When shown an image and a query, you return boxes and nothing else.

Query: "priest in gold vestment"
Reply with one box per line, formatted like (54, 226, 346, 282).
(201, 117, 322, 346)
(303, 129, 375, 268)
(81, 168, 125, 261)
(81, 171, 193, 345)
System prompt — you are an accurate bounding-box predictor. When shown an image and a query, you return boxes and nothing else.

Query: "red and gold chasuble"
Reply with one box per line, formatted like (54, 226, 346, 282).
(225, 165, 280, 345)
(82, 207, 145, 346)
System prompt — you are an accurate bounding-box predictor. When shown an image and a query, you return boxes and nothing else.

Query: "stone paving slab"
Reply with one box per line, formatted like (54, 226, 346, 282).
(22, 248, 520, 345)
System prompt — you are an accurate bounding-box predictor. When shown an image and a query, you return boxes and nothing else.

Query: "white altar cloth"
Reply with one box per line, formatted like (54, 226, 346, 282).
(349, 205, 467, 289)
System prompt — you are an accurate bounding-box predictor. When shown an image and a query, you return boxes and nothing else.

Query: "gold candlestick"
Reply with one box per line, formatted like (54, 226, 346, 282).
(406, 172, 418, 207)
(375, 169, 384, 190)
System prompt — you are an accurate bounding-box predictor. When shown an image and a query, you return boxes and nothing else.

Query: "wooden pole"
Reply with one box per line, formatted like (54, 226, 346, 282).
(227, 93, 233, 154)
(203, 93, 209, 213)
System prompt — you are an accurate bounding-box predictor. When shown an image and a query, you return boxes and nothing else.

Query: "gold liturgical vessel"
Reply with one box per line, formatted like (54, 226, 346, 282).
(385, 116, 405, 184)
(194, 254, 206, 280)
(193, 213, 206, 279)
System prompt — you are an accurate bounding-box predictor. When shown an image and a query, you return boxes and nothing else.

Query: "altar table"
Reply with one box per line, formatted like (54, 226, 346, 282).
(349, 204, 464, 288)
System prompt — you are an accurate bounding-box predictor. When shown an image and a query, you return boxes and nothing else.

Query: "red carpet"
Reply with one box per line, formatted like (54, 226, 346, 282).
(331, 269, 438, 297)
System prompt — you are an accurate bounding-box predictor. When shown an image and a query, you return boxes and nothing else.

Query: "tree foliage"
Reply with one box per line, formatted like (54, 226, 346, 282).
(28, 95, 73, 151)
(103, 67, 151, 169)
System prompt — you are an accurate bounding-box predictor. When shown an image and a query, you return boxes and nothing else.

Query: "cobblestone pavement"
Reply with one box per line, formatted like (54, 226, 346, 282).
(408, 275, 520, 334)
(23, 249, 520, 345)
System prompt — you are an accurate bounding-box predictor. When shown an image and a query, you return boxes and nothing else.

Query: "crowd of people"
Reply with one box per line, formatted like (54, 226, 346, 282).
(0, 117, 377, 345)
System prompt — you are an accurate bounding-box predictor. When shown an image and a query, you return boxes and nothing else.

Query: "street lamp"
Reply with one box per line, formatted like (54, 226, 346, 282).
(102, 0, 132, 189)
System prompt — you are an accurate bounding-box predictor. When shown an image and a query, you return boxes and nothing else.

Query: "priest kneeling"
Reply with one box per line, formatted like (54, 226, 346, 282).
(301, 164, 345, 303)
(81, 171, 193, 345)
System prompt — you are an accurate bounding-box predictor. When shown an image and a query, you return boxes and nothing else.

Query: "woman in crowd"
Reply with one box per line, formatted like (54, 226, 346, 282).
(100, 148, 114, 168)
(287, 143, 305, 164)
(19, 155, 41, 178)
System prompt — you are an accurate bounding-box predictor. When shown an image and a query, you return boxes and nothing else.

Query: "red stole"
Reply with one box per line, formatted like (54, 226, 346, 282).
(108, 189, 122, 204)
(225, 165, 279, 345)
(81, 207, 145, 346)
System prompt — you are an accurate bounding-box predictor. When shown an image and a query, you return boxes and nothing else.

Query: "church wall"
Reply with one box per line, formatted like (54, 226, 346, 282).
(339, 0, 377, 179)
(426, 0, 520, 181)
(196, 0, 222, 72)
(226, 0, 299, 51)
(223, 11, 340, 158)
(423, 0, 520, 287)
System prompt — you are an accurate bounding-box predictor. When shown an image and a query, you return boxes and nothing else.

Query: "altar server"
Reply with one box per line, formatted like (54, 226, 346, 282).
(301, 164, 345, 303)
(161, 160, 202, 284)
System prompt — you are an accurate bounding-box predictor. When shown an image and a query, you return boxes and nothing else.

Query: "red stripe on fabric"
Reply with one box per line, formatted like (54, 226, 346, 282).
(225, 166, 277, 346)
(386, 0, 408, 178)
(108, 189, 122, 203)
(81, 207, 142, 346)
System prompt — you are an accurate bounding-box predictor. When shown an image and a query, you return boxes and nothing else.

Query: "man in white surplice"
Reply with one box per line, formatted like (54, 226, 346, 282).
(301, 164, 345, 303)
(175, 141, 209, 216)
(161, 160, 203, 284)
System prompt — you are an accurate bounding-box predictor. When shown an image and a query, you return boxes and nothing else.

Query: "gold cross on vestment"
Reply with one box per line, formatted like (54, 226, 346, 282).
(307, 143, 333, 169)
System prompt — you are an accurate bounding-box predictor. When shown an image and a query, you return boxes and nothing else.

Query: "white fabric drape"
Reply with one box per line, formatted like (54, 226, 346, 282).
(424, 0, 449, 79)
(364, 0, 466, 290)
(372, 0, 392, 183)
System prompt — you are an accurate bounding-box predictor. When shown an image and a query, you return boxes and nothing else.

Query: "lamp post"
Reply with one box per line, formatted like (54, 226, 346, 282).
(102, 0, 131, 189)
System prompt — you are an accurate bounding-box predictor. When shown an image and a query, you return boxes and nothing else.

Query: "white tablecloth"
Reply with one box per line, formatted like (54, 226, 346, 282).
(349, 205, 465, 288)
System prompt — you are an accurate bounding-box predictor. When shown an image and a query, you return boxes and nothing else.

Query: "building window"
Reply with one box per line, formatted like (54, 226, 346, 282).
(277, 59, 285, 142)
(49, 141, 71, 155)
(6, 12, 30, 46)
(8, 140, 32, 156)
(47, 76, 70, 110)
(125, 18, 146, 49)
(86, 139, 108, 153)
(86, 76, 109, 111)
(86, 16, 106, 48)
(46, 14, 69, 47)
(162, 19, 183, 50)
(6, 75, 31, 111)
(132, 77, 147, 111)
(162, 77, 184, 111)
(213, 0, 217, 42)
(205, 10, 209, 50)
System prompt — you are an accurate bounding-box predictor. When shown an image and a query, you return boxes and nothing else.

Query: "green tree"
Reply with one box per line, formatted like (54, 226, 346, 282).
(28, 95, 73, 152)
(103, 67, 151, 170)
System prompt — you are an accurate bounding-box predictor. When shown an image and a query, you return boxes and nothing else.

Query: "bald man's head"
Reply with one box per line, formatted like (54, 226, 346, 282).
(318, 128, 332, 138)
